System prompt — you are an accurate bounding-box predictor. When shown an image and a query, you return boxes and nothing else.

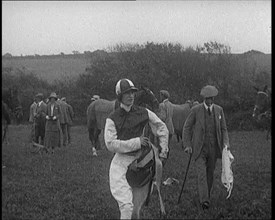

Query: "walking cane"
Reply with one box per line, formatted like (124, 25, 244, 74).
(177, 152, 192, 204)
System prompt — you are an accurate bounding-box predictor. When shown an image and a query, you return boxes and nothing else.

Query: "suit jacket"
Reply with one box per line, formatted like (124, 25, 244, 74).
(34, 101, 47, 126)
(29, 102, 37, 123)
(159, 99, 174, 135)
(182, 103, 229, 160)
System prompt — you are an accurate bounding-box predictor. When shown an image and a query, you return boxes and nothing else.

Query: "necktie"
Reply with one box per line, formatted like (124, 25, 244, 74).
(51, 105, 54, 116)
(208, 107, 211, 116)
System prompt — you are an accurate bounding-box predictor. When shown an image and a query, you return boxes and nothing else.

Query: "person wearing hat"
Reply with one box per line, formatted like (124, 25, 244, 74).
(159, 90, 174, 146)
(28, 95, 38, 142)
(33, 93, 47, 145)
(104, 78, 169, 219)
(57, 97, 70, 147)
(91, 95, 100, 102)
(61, 97, 75, 145)
(44, 92, 62, 152)
(182, 85, 230, 210)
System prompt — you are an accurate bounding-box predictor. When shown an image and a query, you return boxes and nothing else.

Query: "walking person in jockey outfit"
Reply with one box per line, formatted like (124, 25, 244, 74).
(104, 79, 169, 219)
(182, 85, 230, 210)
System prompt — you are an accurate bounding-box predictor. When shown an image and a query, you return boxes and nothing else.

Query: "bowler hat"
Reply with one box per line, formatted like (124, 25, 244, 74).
(200, 85, 218, 98)
(49, 92, 58, 100)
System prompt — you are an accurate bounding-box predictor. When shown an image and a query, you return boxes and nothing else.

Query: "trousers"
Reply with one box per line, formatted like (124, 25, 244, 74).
(195, 141, 219, 204)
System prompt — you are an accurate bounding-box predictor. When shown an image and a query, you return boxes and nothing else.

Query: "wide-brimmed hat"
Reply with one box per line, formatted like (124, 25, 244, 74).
(35, 93, 43, 98)
(49, 92, 58, 100)
(160, 90, 170, 99)
(200, 85, 218, 98)
(91, 95, 100, 101)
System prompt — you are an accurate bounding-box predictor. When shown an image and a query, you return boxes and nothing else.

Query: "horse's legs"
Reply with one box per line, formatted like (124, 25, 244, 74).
(154, 161, 166, 217)
(132, 184, 150, 219)
(94, 128, 101, 150)
(88, 127, 101, 156)
(152, 146, 166, 217)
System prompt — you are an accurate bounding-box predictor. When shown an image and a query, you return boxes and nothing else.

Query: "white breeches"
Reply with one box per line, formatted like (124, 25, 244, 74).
(109, 154, 136, 219)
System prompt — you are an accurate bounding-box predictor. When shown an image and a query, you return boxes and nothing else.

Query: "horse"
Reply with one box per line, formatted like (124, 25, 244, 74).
(252, 85, 271, 140)
(2, 88, 23, 124)
(2, 101, 11, 144)
(171, 101, 199, 142)
(86, 86, 159, 153)
(2, 88, 23, 143)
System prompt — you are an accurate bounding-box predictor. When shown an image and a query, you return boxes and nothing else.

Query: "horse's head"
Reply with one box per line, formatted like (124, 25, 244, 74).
(252, 85, 271, 120)
(134, 86, 160, 112)
(2, 87, 23, 123)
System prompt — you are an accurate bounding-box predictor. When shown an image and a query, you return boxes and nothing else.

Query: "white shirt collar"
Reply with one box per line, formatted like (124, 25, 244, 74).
(162, 98, 169, 103)
(120, 103, 132, 112)
(203, 101, 213, 112)
(38, 101, 43, 106)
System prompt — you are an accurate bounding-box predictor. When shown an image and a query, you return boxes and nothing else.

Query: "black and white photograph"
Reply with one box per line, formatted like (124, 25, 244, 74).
(2, 1, 271, 219)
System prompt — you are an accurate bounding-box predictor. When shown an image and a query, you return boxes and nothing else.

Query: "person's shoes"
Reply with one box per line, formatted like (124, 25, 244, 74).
(201, 201, 210, 210)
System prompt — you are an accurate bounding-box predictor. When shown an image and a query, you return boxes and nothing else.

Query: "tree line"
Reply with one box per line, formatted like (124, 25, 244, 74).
(2, 41, 271, 130)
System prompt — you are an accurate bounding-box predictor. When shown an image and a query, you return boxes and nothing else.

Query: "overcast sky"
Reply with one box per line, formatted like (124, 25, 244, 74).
(2, 1, 271, 56)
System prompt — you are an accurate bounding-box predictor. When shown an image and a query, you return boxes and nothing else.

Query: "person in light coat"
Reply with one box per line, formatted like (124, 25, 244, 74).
(61, 97, 75, 145)
(44, 92, 62, 152)
(29, 96, 38, 142)
(159, 90, 174, 145)
(33, 93, 47, 145)
(104, 78, 169, 219)
(182, 85, 230, 210)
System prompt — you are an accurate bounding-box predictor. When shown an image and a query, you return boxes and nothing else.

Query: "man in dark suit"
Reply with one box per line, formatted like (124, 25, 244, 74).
(34, 93, 47, 145)
(182, 85, 230, 210)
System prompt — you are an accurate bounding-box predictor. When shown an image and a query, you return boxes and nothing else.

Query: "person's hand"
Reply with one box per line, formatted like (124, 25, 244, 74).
(140, 136, 150, 147)
(224, 144, 230, 151)
(160, 156, 167, 166)
(46, 115, 49, 120)
(184, 146, 192, 154)
(53, 116, 57, 120)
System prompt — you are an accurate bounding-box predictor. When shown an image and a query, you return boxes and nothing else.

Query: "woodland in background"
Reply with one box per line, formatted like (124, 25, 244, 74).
(2, 41, 271, 130)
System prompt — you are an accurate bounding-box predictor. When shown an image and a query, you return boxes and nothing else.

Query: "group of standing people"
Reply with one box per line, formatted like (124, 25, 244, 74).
(29, 92, 74, 152)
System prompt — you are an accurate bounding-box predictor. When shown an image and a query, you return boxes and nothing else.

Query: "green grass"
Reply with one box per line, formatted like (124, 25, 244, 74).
(2, 125, 271, 219)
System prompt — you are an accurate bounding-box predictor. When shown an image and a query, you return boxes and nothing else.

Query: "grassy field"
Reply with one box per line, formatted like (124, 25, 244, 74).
(2, 125, 271, 219)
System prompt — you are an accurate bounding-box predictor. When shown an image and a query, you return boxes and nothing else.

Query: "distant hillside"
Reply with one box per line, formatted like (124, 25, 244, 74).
(2, 50, 271, 84)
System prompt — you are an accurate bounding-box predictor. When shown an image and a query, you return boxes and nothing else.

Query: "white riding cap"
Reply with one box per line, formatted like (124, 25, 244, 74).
(115, 79, 138, 96)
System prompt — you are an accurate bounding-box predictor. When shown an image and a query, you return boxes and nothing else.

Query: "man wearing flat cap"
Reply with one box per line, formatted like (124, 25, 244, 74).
(182, 85, 230, 210)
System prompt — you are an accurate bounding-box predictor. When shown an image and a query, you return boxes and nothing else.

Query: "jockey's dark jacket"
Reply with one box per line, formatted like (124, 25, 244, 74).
(108, 105, 149, 140)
